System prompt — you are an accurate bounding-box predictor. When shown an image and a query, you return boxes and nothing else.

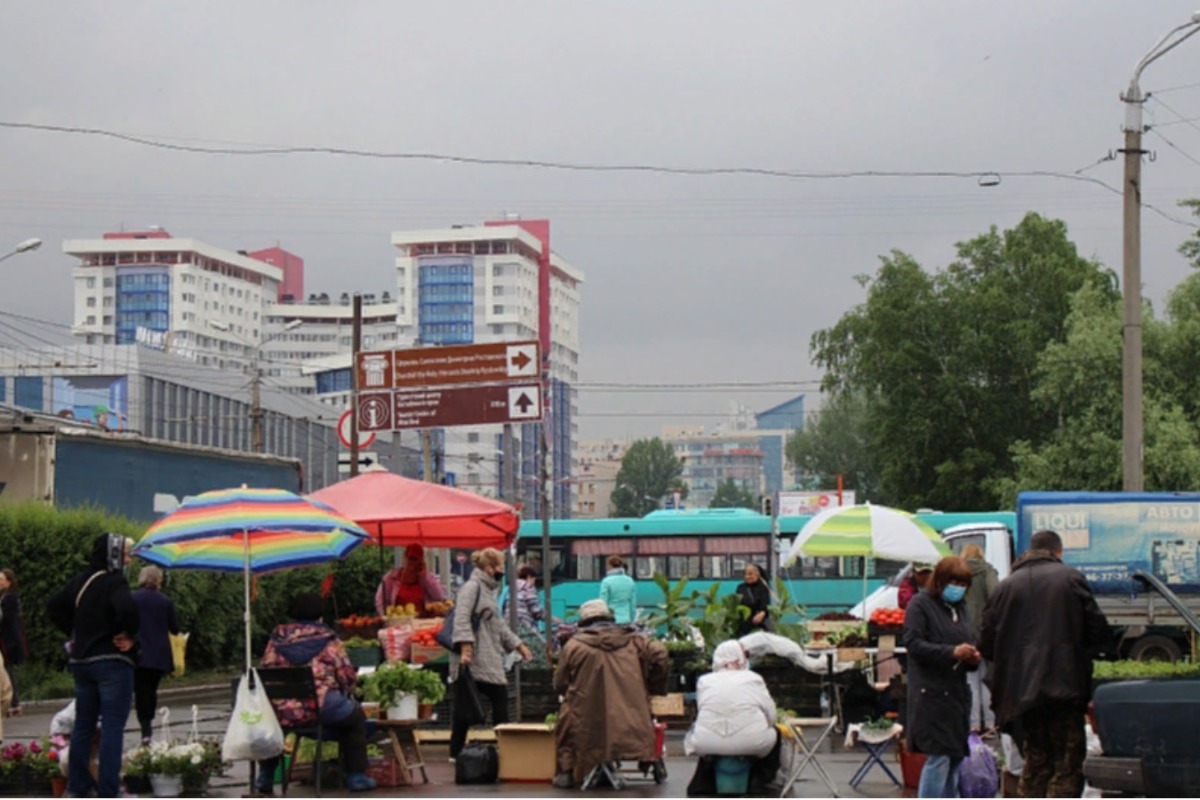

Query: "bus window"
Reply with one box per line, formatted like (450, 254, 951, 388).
(668, 555, 701, 580)
(635, 556, 665, 580)
(702, 556, 726, 579)
(576, 555, 607, 581)
(873, 558, 906, 581)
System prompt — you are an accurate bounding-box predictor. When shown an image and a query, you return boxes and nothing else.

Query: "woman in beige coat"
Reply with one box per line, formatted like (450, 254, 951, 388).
(447, 548, 531, 759)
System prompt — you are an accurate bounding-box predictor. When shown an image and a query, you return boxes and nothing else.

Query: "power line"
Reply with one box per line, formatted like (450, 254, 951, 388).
(1149, 128, 1200, 170)
(0, 119, 1160, 198)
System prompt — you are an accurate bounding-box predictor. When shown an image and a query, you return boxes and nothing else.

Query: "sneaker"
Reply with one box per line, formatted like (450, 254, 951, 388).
(448, 757, 456, 764)
(345, 773, 377, 792)
(552, 772, 575, 789)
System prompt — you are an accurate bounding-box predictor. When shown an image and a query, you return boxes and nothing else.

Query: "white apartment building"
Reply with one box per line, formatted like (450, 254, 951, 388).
(65, 231, 280, 371)
(261, 292, 401, 396)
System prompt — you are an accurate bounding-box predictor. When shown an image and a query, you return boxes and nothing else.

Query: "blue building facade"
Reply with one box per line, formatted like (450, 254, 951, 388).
(115, 267, 171, 345)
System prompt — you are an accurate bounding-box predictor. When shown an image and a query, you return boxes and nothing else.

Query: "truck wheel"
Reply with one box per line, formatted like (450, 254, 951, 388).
(1127, 634, 1183, 662)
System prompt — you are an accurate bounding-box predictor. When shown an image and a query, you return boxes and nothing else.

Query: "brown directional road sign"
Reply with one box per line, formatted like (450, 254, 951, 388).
(356, 340, 540, 390)
(354, 383, 543, 431)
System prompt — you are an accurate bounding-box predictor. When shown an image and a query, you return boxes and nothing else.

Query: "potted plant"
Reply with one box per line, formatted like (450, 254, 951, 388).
(360, 662, 444, 720)
(0, 739, 62, 797)
(124, 740, 228, 798)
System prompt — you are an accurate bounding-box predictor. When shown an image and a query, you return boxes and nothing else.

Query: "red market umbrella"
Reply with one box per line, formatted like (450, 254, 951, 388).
(308, 470, 519, 550)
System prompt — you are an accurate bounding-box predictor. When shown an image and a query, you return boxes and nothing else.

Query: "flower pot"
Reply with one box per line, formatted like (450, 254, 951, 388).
(418, 703, 434, 720)
(149, 773, 184, 797)
(386, 693, 419, 721)
(51, 777, 67, 798)
(361, 701, 381, 719)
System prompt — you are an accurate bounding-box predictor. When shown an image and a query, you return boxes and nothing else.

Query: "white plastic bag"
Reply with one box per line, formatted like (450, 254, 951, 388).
(222, 669, 285, 761)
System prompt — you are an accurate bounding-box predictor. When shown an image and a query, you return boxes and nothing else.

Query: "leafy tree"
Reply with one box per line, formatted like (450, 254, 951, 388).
(811, 213, 1117, 510)
(611, 438, 684, 517)
(786, 390, 879, 500)
(992, 274, 1200, 504)
(708, 478, 757, 510)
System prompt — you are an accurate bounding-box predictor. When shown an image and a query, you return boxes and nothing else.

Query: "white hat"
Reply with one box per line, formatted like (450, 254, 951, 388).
(578, 599, 613, 623)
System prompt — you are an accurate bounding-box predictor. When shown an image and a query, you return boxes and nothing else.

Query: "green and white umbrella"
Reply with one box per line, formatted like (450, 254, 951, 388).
(784, 503, 951, 610)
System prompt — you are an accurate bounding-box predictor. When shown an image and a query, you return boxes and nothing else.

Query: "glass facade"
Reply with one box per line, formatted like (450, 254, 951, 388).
(115, 267, 171, 344)
(417, 258, 473, 344)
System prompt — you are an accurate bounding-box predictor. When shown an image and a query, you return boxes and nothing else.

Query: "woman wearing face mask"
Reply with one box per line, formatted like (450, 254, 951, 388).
(447, 548, 532, 760)
(903, 555, 980, 798)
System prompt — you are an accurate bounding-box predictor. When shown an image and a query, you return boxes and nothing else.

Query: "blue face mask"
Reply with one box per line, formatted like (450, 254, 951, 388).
(942, 584, 966, 604)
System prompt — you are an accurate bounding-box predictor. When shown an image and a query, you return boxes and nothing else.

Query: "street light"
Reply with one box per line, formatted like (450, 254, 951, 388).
(207, 319, 303, 452)
(0, 238, 42, 265)
(1120, 12, 1200, 491)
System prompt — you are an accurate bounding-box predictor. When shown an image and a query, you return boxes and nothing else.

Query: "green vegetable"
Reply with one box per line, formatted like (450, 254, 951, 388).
(358, 662, 447, 704)
(862, 717, 894, 732)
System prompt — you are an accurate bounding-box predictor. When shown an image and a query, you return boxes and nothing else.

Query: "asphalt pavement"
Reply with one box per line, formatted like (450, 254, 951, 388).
(8, 686, 916, 798)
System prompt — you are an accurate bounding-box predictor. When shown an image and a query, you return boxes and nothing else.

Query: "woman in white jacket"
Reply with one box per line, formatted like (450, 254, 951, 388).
(685, 640, 782, 795)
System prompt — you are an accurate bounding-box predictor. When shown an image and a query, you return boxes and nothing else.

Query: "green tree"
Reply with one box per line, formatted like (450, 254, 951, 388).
(812, 212, 1117, 510)
(992, 274, 1200, 504)
(611, 438, 684, 517)
(786, 390, 879, 500)
(708, 478, 757, 510)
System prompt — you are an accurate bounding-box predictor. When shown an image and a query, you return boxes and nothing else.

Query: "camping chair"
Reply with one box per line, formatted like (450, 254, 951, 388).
(254, 667, 333, 797)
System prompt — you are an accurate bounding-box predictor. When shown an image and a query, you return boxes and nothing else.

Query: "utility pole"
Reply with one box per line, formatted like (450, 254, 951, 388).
(350, 294, 363, 477)
(540, 418, 552, 643)
(1120, 14, 1200, 492)
(250, 366, 264, 453)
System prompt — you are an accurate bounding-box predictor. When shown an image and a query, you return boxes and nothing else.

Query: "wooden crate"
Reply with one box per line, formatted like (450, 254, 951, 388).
(807, 620, 861, 635)
(837, 647, 867, 663)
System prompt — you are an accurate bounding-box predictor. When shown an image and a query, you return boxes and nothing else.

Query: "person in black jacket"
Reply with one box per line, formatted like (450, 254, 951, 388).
(979, 530, 1112, 798)
(734, 564, 773, 637)
(46, 533, 139, 800)
(0, 568, 27, 716)
(903, 555, 981, 798)
(131, 565, 179, 743)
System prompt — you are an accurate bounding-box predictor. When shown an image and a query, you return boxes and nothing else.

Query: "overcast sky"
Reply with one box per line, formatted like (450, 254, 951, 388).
(3, 1, 1200, 441)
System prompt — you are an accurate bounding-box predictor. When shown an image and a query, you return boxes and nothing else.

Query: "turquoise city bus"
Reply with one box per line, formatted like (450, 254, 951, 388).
(515, 508, 1016, 621)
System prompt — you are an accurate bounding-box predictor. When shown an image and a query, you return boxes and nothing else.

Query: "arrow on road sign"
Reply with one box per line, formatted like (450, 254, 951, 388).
(510, 350, 531, 371)
(337, 451, 379, 473)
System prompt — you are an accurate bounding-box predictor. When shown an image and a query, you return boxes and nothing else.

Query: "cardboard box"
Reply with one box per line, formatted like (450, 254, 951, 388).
(837, 647, 867, 663)
(651, 693, 685, 717)
(494, 723, 557, 782)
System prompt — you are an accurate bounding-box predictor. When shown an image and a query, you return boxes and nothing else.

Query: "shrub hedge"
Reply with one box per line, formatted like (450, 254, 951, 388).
(0, 502, 398, 699)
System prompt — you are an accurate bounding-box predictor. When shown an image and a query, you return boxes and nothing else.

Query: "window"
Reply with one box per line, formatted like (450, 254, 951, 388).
(85, 315, 96, 325)
(493, 305, 504, 314)
(467, 432, 480, 443)
(103, 297, 113, 307)
(103, 278, 114, 288)
(85, 277, 96, 289)
(86, 297, 96, 307)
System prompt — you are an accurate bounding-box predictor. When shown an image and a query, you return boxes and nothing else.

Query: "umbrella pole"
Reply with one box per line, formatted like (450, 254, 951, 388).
(244, 528, 252, 675)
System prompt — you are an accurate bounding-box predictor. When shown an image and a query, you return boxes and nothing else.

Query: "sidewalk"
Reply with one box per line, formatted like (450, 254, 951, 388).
(8, 686, 914, 797)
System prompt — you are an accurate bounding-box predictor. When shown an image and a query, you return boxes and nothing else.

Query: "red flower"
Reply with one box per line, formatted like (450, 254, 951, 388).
(28, 741, 41, 755)
(47, 750, 59, 762)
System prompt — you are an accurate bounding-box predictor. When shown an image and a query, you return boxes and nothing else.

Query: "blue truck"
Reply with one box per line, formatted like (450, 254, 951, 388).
(0, 423, 304, 523)
(1017, 491, 1200, 661)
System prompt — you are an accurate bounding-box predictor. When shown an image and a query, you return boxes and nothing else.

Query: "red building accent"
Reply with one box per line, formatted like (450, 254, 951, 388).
(248, 247, 305, 301)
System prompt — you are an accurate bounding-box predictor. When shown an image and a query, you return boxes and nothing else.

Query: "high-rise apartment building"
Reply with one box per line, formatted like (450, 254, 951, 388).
(388, 219, 584, 516)
(65, 230, 285, 372)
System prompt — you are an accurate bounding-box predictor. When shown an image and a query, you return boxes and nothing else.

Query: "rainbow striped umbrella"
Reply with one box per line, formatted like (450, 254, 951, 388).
(132, 486, 370, 672)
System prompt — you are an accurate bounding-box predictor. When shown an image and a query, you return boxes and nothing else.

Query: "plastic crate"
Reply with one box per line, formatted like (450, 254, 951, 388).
(410, 643, 448, 665)
(367, 756, 404, 788)
(346, 644, 382, 668)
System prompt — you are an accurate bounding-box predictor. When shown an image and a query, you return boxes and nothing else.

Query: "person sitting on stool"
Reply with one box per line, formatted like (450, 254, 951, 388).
(552, 599, 668, 788)
(685, 640, 782, 796)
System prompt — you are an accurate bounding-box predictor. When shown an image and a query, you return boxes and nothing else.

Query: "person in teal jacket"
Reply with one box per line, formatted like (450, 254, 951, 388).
(599, 555, 638, 624)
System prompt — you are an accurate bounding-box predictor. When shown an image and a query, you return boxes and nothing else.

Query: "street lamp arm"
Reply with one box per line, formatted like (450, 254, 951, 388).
(1130, 20, 1200, 95)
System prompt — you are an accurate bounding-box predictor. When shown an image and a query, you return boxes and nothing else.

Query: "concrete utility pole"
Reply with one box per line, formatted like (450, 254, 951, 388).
(1121, 12, 1200, 492)
(250, 367, 264, 452)
(350, 294, 363, 477)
